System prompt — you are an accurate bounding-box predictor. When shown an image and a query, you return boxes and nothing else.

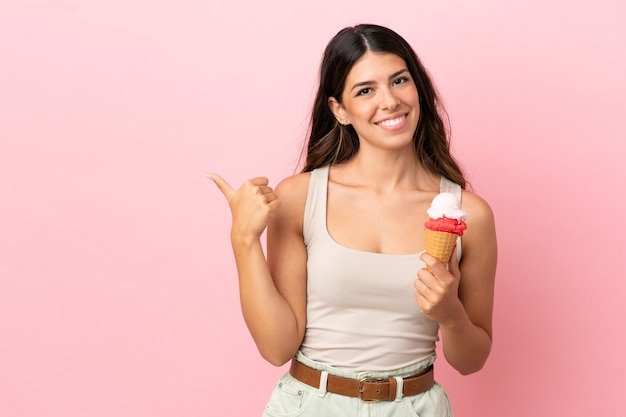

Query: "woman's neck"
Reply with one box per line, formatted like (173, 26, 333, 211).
(333, 149, 439, 193)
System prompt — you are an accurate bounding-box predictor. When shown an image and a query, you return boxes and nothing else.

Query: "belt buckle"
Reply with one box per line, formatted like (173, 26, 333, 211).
(358, 377, 385, 402)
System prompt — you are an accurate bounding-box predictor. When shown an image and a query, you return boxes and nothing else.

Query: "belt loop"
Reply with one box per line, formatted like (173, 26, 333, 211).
(317, 370, 329, 397)
(393, 376, 403, 401)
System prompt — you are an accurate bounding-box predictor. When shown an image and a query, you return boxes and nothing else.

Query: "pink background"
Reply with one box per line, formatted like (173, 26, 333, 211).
(1, 1, 625, 416)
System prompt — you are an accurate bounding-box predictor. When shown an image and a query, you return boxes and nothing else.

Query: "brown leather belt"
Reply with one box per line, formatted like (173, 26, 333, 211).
(289, 359, 434, 402)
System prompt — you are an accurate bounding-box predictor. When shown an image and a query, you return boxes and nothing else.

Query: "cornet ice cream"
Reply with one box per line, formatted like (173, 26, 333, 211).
(424, 192, 467, 268)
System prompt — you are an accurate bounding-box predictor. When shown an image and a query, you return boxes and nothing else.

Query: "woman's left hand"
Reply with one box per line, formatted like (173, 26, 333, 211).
(414, 249, 464, 326)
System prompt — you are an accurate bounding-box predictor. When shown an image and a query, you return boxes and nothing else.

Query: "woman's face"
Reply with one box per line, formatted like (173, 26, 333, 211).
(330, 51, 420, 153)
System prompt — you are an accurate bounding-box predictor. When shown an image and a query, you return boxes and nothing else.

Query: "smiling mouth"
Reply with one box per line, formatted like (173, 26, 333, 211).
(376, 115, 406, 128)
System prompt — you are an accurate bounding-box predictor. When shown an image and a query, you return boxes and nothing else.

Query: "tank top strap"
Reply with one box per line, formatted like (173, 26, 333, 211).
(303, 165, 330, 246)
(439, 176, 463, 260)
(439, 176, 462, 200)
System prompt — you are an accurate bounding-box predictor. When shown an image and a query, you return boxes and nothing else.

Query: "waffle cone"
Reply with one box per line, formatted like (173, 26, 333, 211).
(424, 229, 457, 270)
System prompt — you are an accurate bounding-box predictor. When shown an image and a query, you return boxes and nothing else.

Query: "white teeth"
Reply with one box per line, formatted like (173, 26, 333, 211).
(378, 116, 405, 127)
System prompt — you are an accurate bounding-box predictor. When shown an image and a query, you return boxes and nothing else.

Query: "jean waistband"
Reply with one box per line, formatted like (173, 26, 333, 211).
(294, 351, 436, 380)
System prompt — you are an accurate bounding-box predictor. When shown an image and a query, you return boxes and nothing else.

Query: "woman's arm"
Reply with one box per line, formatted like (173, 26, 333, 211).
(208, 173, 309, 366)
(415, 191, 497, 374)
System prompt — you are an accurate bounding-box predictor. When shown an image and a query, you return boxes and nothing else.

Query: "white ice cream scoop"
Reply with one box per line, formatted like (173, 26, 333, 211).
(426, 192, 467, 221)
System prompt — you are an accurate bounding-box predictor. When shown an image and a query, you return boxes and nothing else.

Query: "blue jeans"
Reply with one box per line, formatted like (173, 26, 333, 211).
(262, 352, 453, 417)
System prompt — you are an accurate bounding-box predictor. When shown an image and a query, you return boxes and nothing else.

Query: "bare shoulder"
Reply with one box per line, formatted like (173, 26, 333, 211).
(271, 172, 311, 230)
(461, 191, 494, 225)
(274, 172, 311, 208)
(460, 189, 497, 257)
(275, 172, 311, 196)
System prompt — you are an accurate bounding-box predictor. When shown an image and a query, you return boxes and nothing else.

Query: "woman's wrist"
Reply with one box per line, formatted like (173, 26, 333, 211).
(230, 231, 261, 250)
(439, 299, 470, 332)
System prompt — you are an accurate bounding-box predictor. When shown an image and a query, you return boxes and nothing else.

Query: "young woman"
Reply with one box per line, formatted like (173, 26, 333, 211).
(208, 24, 497, 417)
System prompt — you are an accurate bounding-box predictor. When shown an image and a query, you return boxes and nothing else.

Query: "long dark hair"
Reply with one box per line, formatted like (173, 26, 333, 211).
(301, 24, 466, 189)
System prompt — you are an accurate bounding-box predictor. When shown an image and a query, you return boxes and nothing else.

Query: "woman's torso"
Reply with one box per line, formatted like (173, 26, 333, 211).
(299, 165, 462, 371)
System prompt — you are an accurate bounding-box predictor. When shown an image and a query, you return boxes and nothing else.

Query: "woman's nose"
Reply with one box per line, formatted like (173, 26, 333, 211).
(378, 87, 400, 110)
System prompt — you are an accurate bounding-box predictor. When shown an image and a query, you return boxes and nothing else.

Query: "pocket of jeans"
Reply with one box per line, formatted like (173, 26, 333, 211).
(403, 382, 453, 417)
(263, 375, 309, 417)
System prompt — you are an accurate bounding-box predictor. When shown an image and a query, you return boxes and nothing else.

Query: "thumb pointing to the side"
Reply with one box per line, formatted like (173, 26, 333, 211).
(206, 172, 235, 202)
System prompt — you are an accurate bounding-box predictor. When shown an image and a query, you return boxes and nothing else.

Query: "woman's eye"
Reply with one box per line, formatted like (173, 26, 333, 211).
(393, 76, 409, 85)
(356, 88, 372, 96)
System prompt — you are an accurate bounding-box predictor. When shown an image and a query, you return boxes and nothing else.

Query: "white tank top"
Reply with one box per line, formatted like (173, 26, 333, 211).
(300, 165, 462, 371)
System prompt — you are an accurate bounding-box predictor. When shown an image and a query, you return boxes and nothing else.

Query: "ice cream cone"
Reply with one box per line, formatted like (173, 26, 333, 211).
(424, 229, 457, 271)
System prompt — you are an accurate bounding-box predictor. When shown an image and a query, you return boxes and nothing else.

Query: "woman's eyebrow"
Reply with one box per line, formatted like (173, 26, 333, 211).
(350, 69, 409, 92)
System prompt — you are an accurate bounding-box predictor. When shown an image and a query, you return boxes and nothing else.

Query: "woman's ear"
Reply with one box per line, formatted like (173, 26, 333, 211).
(328, 97, 348, 125)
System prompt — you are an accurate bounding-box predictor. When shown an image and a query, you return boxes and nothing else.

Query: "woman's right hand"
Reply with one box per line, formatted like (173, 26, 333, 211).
(207, 173, 281, 243)
(207, 172, 308, 365)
